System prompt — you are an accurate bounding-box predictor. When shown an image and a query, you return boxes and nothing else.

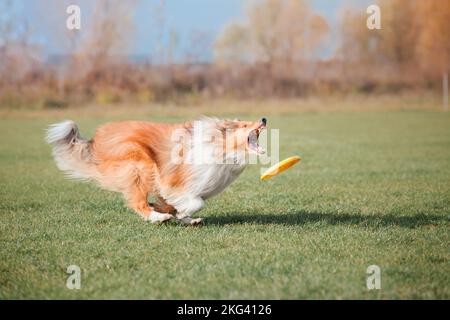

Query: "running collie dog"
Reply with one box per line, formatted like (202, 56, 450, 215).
(46, 117, 267, 225)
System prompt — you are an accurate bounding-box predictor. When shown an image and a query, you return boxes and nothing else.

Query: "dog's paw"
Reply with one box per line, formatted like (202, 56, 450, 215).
(176, 216, 204, 226)
(190, 218, 204, 226)
(144, 212, 174, 224)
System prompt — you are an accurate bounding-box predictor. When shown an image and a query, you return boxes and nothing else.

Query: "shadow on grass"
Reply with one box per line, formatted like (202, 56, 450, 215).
(206, 211, 449, 228)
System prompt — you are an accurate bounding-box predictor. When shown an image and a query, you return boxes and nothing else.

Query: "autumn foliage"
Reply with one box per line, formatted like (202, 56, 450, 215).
(339, 0, 449, 89)
(0, 0, 448, 108)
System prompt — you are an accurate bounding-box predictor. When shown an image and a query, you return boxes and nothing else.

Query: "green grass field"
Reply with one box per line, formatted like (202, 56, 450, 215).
(0, 107, 449, 299)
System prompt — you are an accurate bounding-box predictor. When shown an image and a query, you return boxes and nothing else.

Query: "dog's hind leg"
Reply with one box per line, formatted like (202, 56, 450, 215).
(121, 163, 174, 224)
(126, 189, 173, 224)
(150, 196, 177, 214)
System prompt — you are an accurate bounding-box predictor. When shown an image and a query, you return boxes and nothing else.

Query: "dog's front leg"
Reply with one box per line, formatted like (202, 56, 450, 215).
(177, 216, 204, 226)
(175, 197, 205, 226)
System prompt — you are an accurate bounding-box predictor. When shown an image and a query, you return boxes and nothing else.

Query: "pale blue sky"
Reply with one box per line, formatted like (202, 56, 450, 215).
(12, 0, 371, 61)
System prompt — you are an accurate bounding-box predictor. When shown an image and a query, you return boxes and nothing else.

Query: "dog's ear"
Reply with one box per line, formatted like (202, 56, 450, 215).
(216, 119, 238, 131)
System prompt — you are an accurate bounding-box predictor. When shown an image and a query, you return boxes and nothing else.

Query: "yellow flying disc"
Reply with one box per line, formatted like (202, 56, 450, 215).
(260, 156, 301, 181)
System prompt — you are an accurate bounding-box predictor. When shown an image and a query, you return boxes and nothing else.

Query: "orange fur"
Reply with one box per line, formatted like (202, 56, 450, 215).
(90, 121, 188, 219)
(47, 117, 266, 224)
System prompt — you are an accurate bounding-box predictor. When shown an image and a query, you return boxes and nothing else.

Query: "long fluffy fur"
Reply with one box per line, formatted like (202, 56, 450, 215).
(47, 117, 263, 223)
(46, 120, 98, 181)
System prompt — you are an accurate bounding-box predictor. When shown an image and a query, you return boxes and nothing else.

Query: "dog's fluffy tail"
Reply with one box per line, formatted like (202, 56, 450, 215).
(46, 120, 98, 181)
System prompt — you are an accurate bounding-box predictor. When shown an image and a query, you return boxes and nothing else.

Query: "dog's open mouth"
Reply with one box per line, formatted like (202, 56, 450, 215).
(248, 125, 266, 154)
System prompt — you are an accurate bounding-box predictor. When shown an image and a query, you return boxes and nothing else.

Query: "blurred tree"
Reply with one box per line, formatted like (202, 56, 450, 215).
(377, 0, 418, 75)
(338, 0, 449, 86)
(415, 0, 450, 79)
(214, 23, 250, 65)
(338, 8, 372, 63)
(75, 0, 137, 71)
(214, 0, 329, 72)
(0, 0, 39, 86)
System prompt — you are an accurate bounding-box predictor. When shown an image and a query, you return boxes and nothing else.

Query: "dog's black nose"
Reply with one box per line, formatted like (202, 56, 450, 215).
(261, 117, 267, 125)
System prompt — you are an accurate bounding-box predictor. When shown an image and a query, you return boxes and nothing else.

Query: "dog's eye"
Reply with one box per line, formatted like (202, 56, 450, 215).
(243, 124, 247, 128)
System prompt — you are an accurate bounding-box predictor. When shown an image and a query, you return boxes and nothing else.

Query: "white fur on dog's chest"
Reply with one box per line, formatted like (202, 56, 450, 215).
(186, 119, 247, 199)
(191, 163, 246, 199)
(160, 118, 248, 216)
(160, 158, 246, 217)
